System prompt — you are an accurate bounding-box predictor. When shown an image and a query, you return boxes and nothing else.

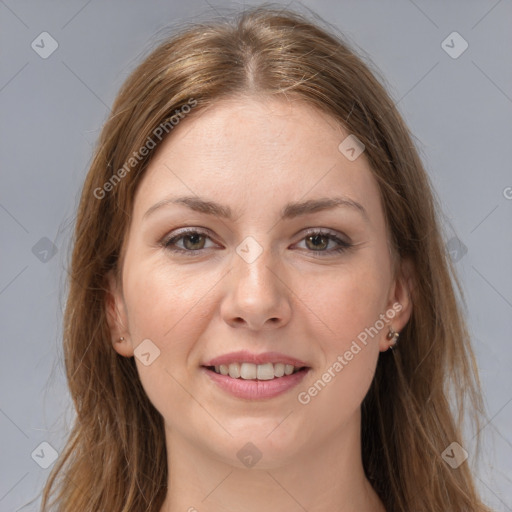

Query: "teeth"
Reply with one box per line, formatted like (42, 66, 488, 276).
(228, 362, 240, 378)
(274, 363, 285, 377)
(211, 362, 304, 380)
(240, 363, 257, 379)
(256, 363, 274, 380)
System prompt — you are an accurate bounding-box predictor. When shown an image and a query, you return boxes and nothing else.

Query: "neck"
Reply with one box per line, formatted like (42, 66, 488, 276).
(159, 413, 385, 512)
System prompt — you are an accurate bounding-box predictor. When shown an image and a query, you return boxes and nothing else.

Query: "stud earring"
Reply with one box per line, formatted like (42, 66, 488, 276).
(119, 337, 125, 342)
(386, 327, 400, 349)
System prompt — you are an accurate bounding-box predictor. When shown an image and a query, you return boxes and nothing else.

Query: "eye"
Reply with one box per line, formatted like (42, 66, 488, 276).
(294, 229, 353, 256)
(162, 228, 217, 254)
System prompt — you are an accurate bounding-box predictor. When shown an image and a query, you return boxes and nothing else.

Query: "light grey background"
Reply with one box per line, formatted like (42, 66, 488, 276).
(1, 1, 511, 510)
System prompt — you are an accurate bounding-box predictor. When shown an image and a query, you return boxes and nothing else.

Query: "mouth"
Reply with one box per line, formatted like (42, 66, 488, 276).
(201, 363, 311, 400)
(203, 362, 309, 381)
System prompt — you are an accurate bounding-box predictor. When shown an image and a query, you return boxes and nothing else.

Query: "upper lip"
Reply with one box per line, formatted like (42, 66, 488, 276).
(202, 350, 309, 368)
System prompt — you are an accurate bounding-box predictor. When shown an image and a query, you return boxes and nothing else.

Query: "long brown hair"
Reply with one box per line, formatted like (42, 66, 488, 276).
(40, 5, 491, 511)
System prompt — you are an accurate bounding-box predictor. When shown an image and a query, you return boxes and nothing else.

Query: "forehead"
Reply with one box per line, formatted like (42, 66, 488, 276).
(133, 96, 382, 223)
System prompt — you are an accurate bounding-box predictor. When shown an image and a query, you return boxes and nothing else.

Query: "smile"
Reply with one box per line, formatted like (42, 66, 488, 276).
(202, 364, 310, 400)
(207, 362, 304, 380)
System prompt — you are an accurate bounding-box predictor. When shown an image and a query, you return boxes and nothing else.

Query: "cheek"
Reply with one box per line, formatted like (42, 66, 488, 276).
(122, 259, 224, 406)
(294, 285, 382, 430)
(304, 260, 389, 345)
(292, 260, 387, 413)
(123, 263, 210, 418)
(124, 259, 217, 342)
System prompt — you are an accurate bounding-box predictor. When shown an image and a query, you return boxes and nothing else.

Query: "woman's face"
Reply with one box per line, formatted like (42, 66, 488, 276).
(107, 96, 412, 468)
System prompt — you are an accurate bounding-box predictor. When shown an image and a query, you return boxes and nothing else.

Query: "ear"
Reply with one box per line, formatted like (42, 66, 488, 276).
(105, 270, 134, 357)
(379, 257, 415, 352)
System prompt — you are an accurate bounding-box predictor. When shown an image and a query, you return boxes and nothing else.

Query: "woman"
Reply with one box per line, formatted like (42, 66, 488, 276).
(40, 5, 491, 512)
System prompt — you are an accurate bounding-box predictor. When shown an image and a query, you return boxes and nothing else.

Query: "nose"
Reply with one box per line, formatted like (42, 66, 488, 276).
(220, 245, 292, 331)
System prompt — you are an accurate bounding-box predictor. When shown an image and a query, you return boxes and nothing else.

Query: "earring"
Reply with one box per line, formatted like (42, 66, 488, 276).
(119, 337, 125, 342)
(386, 327, 400, 349)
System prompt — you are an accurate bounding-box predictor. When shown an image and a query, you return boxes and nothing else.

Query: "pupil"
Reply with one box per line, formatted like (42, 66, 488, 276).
(309, 234, 327, 250)
(185, 234, 203, 250)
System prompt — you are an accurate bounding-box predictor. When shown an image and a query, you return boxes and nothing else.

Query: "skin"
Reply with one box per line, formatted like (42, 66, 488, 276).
(106, 96, 413, 512)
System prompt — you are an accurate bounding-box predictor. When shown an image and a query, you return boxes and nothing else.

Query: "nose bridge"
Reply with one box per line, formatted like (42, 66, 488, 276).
(233, 237, 279, 301)
(222, 236, 291, 329)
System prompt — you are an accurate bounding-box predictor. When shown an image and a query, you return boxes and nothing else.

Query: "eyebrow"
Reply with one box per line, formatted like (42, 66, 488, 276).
(143, 195, 369, 222)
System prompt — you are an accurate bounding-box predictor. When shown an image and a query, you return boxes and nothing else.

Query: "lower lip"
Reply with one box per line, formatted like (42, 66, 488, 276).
(202, 366, 310, 400)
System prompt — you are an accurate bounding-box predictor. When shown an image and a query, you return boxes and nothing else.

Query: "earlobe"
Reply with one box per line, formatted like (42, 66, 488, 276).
(379, 258, 415, 352)
(112, 336, 134, 357)
(105, 271, 134, 357)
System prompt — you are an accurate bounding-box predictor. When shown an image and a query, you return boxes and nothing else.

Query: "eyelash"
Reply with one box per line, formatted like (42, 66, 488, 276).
(161, 227, 353, 257)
